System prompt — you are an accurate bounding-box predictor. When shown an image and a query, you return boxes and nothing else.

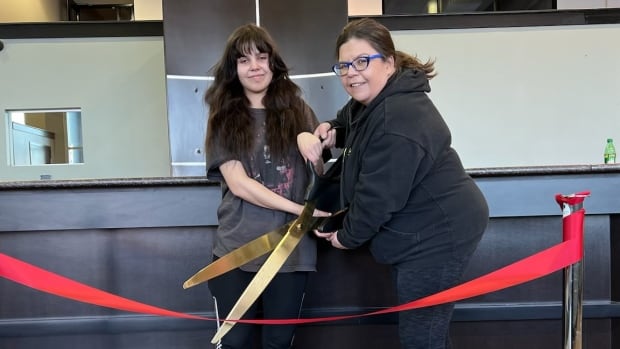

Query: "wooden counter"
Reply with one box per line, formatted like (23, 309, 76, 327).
(1, 164, 620, 348)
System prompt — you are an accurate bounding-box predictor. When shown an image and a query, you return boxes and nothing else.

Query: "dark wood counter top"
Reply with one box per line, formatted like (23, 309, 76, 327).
(0, 176, 216, 190)
(2, 163, 620, 190)
(467, 163, 620, 177)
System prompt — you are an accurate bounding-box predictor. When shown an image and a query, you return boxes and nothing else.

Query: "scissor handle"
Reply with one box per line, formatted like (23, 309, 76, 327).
(304, 160, 321, 202)
(304, 156, 343, 212)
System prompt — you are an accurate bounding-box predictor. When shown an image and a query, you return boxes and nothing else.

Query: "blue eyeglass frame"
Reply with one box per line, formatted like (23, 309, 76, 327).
(332, 54, 384, 76)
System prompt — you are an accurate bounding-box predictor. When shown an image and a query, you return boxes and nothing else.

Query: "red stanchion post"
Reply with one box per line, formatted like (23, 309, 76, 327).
(555, 191, 590, 349)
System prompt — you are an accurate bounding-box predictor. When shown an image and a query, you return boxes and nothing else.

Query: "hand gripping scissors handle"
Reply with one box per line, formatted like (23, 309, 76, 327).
(208, 160, 327, 344)
(182, 156, 345, 290)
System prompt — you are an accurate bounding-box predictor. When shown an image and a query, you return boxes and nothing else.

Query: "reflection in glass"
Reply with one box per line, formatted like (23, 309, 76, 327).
(66, 111, 84, 163)
(6, 109, 84, 166)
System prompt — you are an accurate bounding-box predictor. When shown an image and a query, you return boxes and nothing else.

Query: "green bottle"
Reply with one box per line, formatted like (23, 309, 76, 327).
(604, 138, 616, 164)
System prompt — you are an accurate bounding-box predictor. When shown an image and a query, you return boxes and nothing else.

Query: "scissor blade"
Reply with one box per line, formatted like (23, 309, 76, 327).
(210, 203, 316, 344)
(183, 222, 292, 289)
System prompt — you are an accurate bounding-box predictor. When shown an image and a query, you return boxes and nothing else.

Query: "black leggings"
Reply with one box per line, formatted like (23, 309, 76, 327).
(208, 264, 308, 349)
(393, 228, 484, 349)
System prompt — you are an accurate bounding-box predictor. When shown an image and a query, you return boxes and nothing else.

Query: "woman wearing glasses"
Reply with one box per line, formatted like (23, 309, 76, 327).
(298, 18, 489, 349)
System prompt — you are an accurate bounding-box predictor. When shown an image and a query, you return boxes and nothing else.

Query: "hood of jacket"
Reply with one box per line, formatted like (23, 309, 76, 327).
(348, 68, 431, 128)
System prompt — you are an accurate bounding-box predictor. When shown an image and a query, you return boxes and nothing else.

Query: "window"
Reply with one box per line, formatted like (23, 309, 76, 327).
(6, 109, 84, 166)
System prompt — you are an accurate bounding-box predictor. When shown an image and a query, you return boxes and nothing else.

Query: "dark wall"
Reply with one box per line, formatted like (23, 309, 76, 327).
(162, 0, 256, 76)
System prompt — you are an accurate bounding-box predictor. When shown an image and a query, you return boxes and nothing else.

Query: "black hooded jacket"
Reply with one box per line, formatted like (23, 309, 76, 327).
(329, 68, 489, 265)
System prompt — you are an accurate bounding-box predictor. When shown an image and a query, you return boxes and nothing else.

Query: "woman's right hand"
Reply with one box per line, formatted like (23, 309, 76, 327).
(314, 122, 336, 149)
(297, 123, 336, 164)
(297, 131, 323, 164)
(312, 209, 331, 218)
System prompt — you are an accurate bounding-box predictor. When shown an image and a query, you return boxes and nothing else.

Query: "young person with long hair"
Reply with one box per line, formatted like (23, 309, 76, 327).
(205, 23, 328, 349)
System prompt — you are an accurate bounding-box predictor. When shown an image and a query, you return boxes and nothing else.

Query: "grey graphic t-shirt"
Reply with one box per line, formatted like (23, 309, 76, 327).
(206, 107, 318, 272)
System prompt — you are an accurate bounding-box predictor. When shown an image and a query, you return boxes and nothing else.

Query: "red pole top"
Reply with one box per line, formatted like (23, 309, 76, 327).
(555, 191, 590, 207)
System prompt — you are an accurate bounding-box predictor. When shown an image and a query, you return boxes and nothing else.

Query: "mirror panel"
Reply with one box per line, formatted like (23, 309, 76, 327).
(6, 109, 83, 166)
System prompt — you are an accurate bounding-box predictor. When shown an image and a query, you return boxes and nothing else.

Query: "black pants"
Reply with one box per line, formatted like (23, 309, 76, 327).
(208, 264, 308, 349)
(393, 228, 484, 349)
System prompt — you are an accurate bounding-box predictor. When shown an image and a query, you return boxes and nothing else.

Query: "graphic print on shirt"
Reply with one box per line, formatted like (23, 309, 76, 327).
(249, 120, 295, 197)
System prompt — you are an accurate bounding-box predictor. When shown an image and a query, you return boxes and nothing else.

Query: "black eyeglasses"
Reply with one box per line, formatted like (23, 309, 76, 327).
(332, 54, 384, 76)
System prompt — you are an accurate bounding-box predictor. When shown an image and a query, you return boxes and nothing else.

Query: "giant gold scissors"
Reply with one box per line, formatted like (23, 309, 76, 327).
(183, 158, 346, 344)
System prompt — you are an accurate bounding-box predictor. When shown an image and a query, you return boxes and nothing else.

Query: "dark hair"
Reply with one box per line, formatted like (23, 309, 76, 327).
(335, 18, 436, 79)
(205, 23, 307, 160)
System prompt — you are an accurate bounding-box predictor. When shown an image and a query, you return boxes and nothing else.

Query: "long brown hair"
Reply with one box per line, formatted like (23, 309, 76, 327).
(205, 24, 307, 160)
(335, 18, 436, 79)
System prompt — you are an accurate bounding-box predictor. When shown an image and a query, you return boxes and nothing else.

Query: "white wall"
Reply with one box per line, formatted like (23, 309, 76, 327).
(348, 0, 382, 15)
(134, 0, 163, 20)
(557, 0, 620, 9)
(0, 37, 171, 181)
(392, 24, 620, 168)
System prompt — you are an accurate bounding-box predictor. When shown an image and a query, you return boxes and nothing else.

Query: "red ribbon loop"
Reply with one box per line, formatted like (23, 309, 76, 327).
(0, 190, 589, 325)
(0, 229, 582, 325)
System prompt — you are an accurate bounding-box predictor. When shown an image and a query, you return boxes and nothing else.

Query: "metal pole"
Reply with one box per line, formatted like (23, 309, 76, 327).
(556, 192, 589, 349)
(563, 222, 582, 349)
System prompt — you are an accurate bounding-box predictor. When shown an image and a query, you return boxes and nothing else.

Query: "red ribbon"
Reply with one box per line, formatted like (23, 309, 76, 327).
(0, 252, 206, 321)
(0, 204, 585, 325)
